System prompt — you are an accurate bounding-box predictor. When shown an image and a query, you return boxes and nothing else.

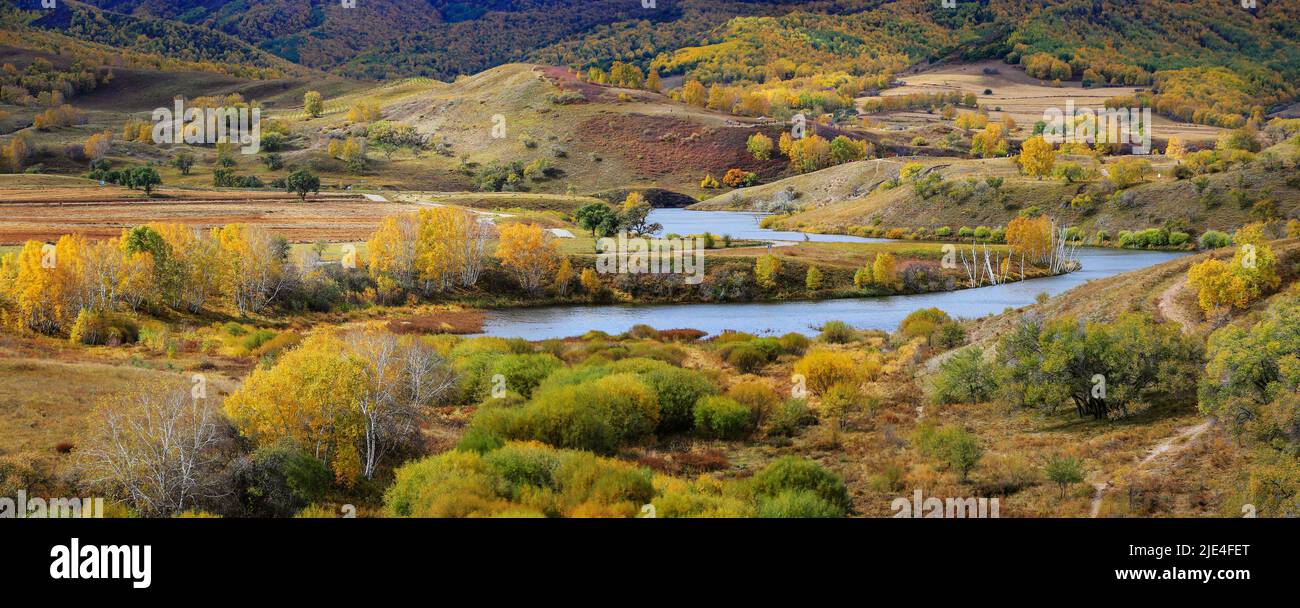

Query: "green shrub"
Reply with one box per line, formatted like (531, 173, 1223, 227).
(242, 329, 277, 352)
(777, 332, 811, 355)
(471, 373, 660, 454)
(748, 337, 783, 361)
(751, 456, 851, 513)
(1198, 230, 1231, 249)
(757, 489, 845, 518)
(454, 352, 507, 403)
(694, 396, 754, 439)
(232, 439, 332, 518)
(726, 380, 780, 425)
(384, 442, 655, 518)
(726, 343, 768, 373)
(491, 353, 563, 398)
(929, 348, 996, 404)
(914, 423, 983, 482)
(766, 398, 813, 437)
(640, 366, 719, 433)
(818, 320, 856, 344)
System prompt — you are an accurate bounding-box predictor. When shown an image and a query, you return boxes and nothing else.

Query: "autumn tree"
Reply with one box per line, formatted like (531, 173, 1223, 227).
(580, 267, 602, 295)
(1187, 224, 1280, 316)
(872, 253, 899, 290)
(620, 192, 661, 235)
(83, 131, 112, 160)
(495, 223, 559, 295)
(304, 90, 323, 118)
(1, 131, 32, 172)
(342, 329, 457, 479)
(1165, 135, 1186, 159)
(214, 224, 290, 314)
(1018, 136, 1055, 178)
(225, 332, 368, 481)
(1108, 157, 1153, 189)
(805, 266, 823, 290)
(77, 383, 229, 516)
(747, 132, 773, 161)
(553, 258, 574, 296)
(645, 69, 662, 92)
(786, 134, 832, 173)
(1005, 215, 1053, 266)
(347, 101, 381, 123)
(366, 214, 420, 297)
(970, 123, 1008, 158)
(682, 80, 707, 107)
(755, 254, 781, 289)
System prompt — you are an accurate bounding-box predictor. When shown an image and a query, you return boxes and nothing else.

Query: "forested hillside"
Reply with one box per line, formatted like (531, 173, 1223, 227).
(17, 0, 1300, 129)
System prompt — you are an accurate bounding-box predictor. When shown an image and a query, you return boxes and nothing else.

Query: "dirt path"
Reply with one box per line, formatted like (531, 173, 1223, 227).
(1088, 419, 1213, 517)
(1156, 277, 1197, 335)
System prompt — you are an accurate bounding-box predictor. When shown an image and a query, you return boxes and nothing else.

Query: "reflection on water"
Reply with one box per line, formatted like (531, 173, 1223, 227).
(482, 210, 1188, 339)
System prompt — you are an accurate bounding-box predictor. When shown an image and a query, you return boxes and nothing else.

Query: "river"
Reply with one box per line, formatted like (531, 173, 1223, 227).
(481, 209, 1188, 339)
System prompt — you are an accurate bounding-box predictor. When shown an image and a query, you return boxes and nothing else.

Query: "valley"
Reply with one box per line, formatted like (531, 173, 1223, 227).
(0, 0, 1297, 523)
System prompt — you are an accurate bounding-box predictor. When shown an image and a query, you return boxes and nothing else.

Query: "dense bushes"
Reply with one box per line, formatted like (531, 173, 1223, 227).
(694, 396, 753, 439)
(470, 372, 660, 454)
(385, 442, 848, 518)
(385, 442, 655, 517)
(68, 310, 139, 346)
(996, 313, 1203, 419)
(899, 308, 965, 348)
(751, 456, 852, 515)
(641, 366, 719, 432)
(793, 349, 858, 394)
(229, 440, 332, 518)
(929, 348, 996, 404)
(491, 353, 563, 398)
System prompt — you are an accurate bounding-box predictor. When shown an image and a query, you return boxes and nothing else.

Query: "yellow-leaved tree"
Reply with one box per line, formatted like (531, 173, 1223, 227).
(1005, 214, 1053, 266)
(1187, 223, 1280, 316)
(1018, 136, 1055, 179)
(755, 254, 781, 289)
(224, 329, 454, 482)
(495, 223, 559, 295)
(213, 224, 289, 314)
(872, 252, 900, 290)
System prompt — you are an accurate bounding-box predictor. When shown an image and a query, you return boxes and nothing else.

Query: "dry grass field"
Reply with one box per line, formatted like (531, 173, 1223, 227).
(860, 60, 1223, 143)
(0, 185, 418, 244)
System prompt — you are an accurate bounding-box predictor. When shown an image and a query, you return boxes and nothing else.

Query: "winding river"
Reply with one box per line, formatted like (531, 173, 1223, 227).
(481, 209, 1188, 339)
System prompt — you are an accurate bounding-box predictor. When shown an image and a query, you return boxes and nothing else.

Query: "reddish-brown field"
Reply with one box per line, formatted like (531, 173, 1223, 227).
(0, 188, 418, 244)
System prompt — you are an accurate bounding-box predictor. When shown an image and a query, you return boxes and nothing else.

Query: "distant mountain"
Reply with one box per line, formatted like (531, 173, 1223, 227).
(11, 0, 1300, 128)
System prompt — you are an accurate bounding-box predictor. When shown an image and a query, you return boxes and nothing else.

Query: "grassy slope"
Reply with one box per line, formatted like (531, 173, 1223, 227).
(695, 148, 1300, 237)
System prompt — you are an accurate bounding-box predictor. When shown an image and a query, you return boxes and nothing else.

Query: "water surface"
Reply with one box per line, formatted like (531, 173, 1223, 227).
(482, 210, 1187, 339)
